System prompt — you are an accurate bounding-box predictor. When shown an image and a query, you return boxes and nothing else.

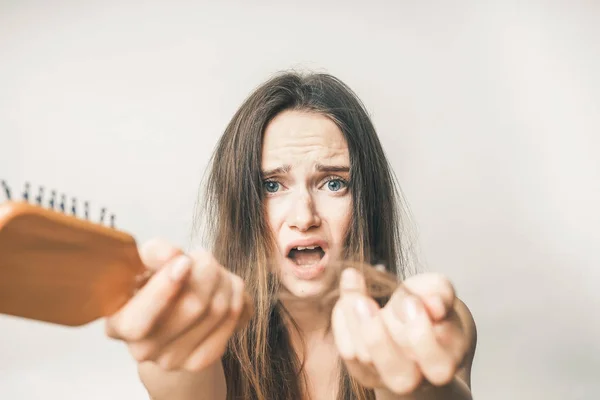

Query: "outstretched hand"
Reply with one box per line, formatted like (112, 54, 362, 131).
(331, 268, 474, 396)
(104, 239, 249, 372)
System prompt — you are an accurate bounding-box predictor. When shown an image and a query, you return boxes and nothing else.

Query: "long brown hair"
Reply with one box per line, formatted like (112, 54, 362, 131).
(193, 71, 418, 400)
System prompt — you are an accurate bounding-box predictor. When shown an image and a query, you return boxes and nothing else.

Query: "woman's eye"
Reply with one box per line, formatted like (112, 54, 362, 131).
(264, 181, 280, 193)
(326, 179, 347, 192)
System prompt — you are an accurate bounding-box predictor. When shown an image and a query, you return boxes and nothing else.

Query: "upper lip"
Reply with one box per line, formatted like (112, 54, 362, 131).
(284, 238, 329, 256)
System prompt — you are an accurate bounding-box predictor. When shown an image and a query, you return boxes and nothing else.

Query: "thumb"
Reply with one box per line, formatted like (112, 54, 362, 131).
(339, 267, 368, 296)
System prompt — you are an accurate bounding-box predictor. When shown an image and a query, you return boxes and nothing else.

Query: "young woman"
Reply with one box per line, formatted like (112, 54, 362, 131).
(104, 72, 477, 399)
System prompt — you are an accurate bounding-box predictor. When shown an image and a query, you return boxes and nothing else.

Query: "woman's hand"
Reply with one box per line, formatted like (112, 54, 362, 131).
(104, 238, 248, 373)
(331, 268, 475, 396)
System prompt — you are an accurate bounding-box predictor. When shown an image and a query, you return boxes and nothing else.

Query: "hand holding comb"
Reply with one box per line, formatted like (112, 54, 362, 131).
(0, 180, 253, 327)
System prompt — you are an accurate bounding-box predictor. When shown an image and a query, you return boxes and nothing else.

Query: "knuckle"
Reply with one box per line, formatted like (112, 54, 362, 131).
(181, 293, 206, 319)
(428, 360, 455, 385)
(186, 350, 213, 372)
(190, 251, 223, 284)
(229, 293, 245, 317)
(189, 249, 217, 269)
(363, 328, 385, 349)
(427, 273, 455, 300)
(356, 350, 372, 365)
(389, 372, 422, 394)
(104, 319, 120, 339)
(210, 294, 229, 316)
(435, 322, 454, 345)
(232, 274, 244, 290)
(157, 355, 178, 371)
(186, 359, 208, 372)
(107, 319, 146, 342)
(229, 304, 243, 319)
(185, 361, 202, 372)
(128, 343, 156, 363)
(209, 263, 224, 281)
(439, 281, 455, 302)
(140, 238, 181, 264)
(124, 328, 148, 342)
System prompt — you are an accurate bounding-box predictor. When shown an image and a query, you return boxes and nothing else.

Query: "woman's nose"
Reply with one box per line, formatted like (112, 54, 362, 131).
(286, 192, 321, 232)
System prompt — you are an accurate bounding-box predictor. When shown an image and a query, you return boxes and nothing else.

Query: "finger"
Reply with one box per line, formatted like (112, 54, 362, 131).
(355, 297, 423, 394)
(332, 302, 356, 360)
(433, 308, 468, 368)
(402, 296, 457, 386)
(153, 273, 235, 369)
(379, 305, 416, 361)
(139, 238, 184, 271)
(105, 255, 192, 341)
(339, 267, 368, 295)
(182, 276, 246, 372)
(130, 260, 231, 360)
(166, 267, 232, 345)
(228, 274, 246, 317)
(339, 269, 371, 364)
(186, 250, 224, 306)
(149, 249, 224, 340)
(401, 273, 456, 321)
(382, 292, 466, 373)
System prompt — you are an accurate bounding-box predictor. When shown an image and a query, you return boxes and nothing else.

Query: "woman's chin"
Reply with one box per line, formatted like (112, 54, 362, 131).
(279, 276, 328, 299)
(276, 257, 335, 300)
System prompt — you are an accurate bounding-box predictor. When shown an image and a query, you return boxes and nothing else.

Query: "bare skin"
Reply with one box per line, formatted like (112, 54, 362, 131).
(104, 110, 477, 400)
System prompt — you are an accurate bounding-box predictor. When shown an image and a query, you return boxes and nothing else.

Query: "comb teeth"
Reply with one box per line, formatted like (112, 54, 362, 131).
(1, 180, 11, 200)
(1, 180, 116, 228)
(35, 187, 44, 205)
(49, 190, 56, 209)
(22, 182, 30, 201)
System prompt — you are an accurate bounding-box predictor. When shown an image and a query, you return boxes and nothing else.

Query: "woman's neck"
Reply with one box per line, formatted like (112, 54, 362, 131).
(280, 299, 331, 348)
(279, 299, 340, 400)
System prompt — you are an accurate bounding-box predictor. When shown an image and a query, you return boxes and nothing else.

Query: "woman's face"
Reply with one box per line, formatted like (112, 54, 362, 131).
(261, 110, 352, 298)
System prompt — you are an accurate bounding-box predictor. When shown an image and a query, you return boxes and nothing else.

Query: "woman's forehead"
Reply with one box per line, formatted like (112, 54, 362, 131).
(261, 110, 349, 170)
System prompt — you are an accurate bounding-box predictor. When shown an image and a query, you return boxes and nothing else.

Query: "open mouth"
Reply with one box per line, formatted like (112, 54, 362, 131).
(287, 245, 325, 266)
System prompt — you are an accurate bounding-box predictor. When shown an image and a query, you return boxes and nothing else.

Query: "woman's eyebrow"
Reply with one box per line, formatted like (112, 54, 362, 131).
(315, 163, 350, 173)
(261, 164, 350, 177)
(261, 165, 291, 177)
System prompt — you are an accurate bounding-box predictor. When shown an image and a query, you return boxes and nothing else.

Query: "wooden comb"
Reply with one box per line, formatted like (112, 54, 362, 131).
(0, 180, 253, 328)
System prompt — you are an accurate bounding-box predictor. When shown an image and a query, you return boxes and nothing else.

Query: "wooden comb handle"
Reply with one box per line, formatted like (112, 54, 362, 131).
(0, 201, 254, 329)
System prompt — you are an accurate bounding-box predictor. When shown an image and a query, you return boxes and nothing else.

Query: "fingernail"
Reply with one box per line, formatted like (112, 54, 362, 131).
(340, 268, 359, 290)
(355, 298, 375, 320)
(403, 297, 421, 322)
(169, 255, 192, 282)
(374, 264, 386, 272)
(427, 295, 445, 319)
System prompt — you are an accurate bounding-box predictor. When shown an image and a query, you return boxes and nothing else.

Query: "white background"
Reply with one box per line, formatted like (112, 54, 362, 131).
(1, 1, 599, 399)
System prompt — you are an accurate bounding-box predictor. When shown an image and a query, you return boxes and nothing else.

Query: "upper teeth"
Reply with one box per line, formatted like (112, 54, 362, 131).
(295, 246, 318, 250)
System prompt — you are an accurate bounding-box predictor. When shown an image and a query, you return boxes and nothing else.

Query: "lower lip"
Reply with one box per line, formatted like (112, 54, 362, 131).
(288, 253, 328, 280)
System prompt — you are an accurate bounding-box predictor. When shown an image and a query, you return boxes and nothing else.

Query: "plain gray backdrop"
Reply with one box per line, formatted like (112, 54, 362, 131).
(1, 1, 598, 399)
